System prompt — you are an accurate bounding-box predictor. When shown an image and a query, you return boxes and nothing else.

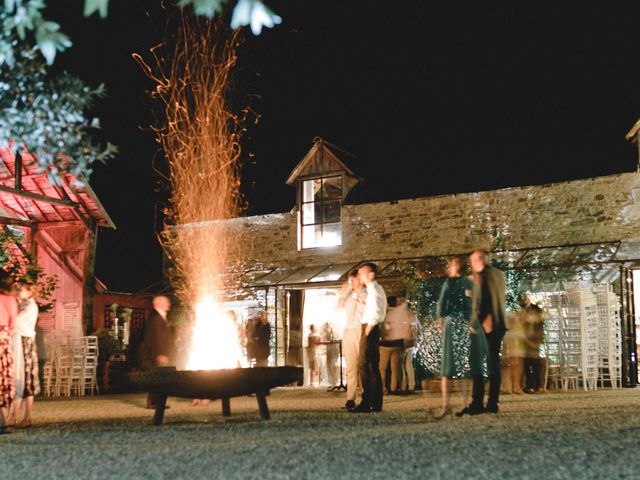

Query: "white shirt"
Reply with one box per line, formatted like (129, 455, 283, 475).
(381, 303, 416, 341)
(361, 281, 387, 327)
(339, 287, 367, 330)
(14, 297, 38, 338)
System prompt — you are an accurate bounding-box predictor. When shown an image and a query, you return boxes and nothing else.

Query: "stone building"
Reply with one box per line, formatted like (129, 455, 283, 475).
(186, 139, 640, 387)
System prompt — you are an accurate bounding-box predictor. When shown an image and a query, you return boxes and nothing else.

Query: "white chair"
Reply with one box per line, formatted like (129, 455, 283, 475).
(82, 355, 99, 395)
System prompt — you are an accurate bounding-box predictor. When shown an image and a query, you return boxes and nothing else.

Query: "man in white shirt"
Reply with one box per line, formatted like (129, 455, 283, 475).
(351, 263, 387, 413)
(338, 269, 367, 411)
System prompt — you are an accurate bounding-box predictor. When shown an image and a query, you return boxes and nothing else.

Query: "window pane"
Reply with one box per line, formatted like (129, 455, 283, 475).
(320, 223, 342, 247)
(322, 200, 341, 223)
(302, 179, 322, 203)
(301, 203, 317, 225)
(322, 176, 342, 200)
(302, 224, 322, 248)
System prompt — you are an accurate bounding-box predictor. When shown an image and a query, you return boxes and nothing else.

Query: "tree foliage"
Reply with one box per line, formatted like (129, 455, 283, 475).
(0, 49, 117, 184)
(1, 0, 280, 67)
(0, 0, 278, 182)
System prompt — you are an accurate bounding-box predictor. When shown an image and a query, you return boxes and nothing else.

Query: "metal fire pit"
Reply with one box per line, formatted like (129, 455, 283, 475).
(126, 366, 303, 425)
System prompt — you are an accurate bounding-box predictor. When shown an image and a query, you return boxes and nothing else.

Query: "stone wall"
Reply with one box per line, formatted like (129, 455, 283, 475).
(227, 172, 640, 269)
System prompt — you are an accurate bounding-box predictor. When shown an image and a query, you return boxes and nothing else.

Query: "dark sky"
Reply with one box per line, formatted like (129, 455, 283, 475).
(48, 1, 640, 292)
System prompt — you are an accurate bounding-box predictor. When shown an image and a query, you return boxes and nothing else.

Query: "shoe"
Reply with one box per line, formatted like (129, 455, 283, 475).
(350, 403, 372, 413)
(485, 404, 499, 414)
(433, 407, 452, 420)
(16, 419, 32, 429)
(0, 425, 11, 435)
(455, 405, 484, 417)
(344, 400, 356, 411)
(371, 406, 382, 412)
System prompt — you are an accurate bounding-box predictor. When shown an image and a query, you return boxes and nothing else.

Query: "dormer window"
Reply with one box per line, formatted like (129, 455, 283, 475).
(286, 138, 361, 251)
(300, 175, 342, 249)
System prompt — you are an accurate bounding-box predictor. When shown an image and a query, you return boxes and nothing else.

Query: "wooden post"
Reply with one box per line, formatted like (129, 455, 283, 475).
(221, 397, 231, 417)
(83, 221, 98, 335)
(255, 390, 271, 420)
(153, 394, 168, 426)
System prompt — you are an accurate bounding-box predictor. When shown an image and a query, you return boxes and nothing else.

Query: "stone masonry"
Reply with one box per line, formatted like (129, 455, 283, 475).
(221, 172, 640, 271)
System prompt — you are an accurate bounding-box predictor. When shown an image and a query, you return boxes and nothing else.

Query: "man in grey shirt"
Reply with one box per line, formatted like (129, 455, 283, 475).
(338, 269, 366, 411)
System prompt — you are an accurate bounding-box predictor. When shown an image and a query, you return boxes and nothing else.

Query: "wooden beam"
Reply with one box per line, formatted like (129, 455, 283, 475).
(15, 150, 22, 190)
(0, 183, 76, 208)
(0, 216, 33, 227)
(36, 230, 84, 282)
(82, 222, 98, 334)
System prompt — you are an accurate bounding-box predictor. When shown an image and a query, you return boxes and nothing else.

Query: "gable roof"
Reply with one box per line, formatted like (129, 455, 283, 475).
(285, 138, 361, 186)
(0, 146, 115, 229)
(626, 118, 640, 143)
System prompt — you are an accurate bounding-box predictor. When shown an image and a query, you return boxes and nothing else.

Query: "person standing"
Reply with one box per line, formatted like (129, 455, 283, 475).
(522, 300, 544, 393)
(434, 256, 475, 419)
(142, 295, 172, 409)
(8, 281, 40, 429)
(400, 301, 419, 394)
(502, 301, 527, 395)
(253, 311, 271, 367)
(338, 269, 366, 410)
(458, 249, 506, 416)
(323, 322, 339, 388)
(307, 324, 321, 386)
(378, 296, 405, 395)
(351, 263, 386, 413)
(0, 270, 17, 434)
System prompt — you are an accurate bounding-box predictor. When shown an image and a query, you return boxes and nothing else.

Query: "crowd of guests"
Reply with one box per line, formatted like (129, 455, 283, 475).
(0, 270, 41, 434)
(334, 249, 543, 417)
(306, 322, 340, 387)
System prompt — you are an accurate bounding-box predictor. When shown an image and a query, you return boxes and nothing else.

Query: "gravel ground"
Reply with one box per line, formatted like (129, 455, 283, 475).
(0, 387, 639, 479)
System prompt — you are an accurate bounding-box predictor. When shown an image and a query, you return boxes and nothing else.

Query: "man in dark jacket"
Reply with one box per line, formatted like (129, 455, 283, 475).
(252, 311, 271, 367)
(143, 295, 172, 408)
(459, 249, 506, 416)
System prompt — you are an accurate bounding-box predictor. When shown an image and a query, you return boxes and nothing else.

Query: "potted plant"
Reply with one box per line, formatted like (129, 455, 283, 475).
(93, 328, 120, 392)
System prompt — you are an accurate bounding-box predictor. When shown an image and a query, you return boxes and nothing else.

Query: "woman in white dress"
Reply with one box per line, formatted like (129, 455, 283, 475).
(8, 281, 39, 428)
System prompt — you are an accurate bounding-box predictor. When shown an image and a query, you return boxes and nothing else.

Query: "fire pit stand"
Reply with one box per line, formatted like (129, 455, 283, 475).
(126, 366, 303, 426)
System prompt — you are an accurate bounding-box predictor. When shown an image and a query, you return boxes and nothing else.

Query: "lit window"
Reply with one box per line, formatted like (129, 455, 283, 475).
(299, 176, 342, 249)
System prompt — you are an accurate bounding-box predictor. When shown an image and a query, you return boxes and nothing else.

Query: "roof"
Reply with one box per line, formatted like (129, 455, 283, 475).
(0, 146, 115, 229)
(285, 138, 361, 188)
(626, 119, 640, 143)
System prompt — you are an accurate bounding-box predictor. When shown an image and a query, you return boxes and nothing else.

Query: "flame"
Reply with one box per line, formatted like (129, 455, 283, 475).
(186, 296, 244, 370)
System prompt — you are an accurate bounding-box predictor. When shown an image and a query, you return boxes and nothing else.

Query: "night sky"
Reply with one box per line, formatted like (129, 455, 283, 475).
(47, 1, 640, 292)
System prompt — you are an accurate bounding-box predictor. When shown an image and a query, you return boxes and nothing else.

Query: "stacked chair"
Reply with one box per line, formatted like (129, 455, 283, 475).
(531, 282, 621, 392)
(42, 335, 100, 397)
(593, 284, 622, 388)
